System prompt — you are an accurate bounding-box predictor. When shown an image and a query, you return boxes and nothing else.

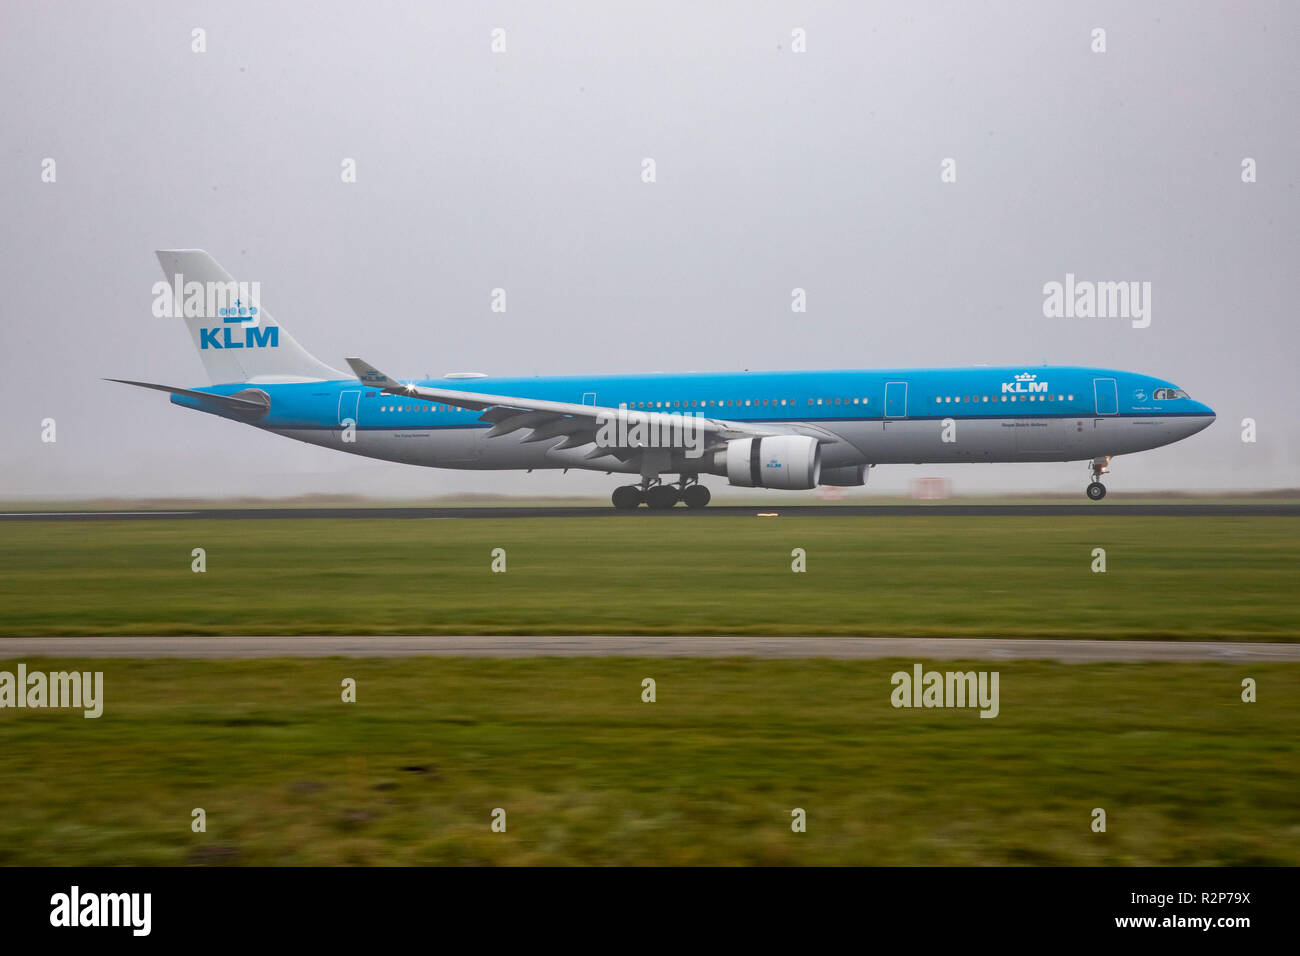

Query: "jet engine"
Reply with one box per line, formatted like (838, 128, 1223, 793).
(718, 435, 821, 489)
(819, 464, 869, 487)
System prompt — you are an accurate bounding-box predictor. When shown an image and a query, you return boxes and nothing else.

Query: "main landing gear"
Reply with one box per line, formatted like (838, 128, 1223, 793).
(1086, 456, 1111, 501)
(611, 485, 643, 510)
(611, 476, 711, 510)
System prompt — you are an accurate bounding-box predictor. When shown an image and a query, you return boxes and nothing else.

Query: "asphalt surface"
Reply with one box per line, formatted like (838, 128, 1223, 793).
(2, 504, 1297, 520)
(0, 636, 1295, 660)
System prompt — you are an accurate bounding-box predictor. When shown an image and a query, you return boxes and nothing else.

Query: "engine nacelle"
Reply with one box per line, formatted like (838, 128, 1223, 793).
(719, 435, 822, 490)
(820, 464, 869, 487)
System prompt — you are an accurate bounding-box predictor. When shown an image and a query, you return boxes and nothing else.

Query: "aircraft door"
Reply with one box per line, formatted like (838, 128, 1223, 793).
(884, 381, 908, 419)
(1093, 378, 1118, 415)
(336, 390, 361, 443)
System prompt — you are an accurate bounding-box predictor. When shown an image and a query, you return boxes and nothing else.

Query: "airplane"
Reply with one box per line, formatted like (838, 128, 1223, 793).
(111, 250, 1216, 508)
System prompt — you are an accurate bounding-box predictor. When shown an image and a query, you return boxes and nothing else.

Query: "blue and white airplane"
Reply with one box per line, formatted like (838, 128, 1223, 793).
(113, 250, 1215, 508)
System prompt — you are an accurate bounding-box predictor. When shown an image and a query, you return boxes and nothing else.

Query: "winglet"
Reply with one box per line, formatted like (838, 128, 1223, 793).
(345, 358, 404, 392)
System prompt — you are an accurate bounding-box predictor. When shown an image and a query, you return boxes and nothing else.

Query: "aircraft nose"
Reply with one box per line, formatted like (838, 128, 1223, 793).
(1187, 402, 1215, 435)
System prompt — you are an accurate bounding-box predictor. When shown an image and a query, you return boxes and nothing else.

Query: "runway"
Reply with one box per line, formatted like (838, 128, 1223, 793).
(1, 635, 1296, 660)
(1, 504, 1297, 521)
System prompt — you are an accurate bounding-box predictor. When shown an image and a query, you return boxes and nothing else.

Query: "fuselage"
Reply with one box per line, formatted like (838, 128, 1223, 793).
(172, 365, 1216, 476)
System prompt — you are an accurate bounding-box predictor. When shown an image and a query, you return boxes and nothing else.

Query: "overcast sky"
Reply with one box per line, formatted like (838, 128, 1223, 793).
(2, 1, 1296, 499)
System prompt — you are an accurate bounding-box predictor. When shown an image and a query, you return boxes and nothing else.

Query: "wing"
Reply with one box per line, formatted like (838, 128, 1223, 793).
(345, 358, 803, 462)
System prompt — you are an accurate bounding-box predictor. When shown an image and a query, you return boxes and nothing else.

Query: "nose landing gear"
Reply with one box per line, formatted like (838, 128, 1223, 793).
(1086, 456, 1111, 501)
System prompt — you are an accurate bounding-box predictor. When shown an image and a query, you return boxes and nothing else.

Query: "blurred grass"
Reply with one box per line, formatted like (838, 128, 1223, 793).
(0, 516, 1296, 638)
(0, 657, 1294, 865)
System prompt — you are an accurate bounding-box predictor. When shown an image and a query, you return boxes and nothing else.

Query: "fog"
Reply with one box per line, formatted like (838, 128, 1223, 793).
(2, 1, 1295, 499)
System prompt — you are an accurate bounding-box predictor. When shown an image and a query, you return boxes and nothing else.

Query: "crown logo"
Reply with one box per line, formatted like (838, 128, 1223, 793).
(218, 299, 259, 323)
(1014, 372, 1037, 382)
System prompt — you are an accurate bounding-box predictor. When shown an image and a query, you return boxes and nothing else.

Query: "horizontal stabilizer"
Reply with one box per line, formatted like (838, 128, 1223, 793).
(106, 378, 270, 417)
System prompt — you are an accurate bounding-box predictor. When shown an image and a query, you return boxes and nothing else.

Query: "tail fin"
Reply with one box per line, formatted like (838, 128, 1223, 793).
(155, 250, 345, 385)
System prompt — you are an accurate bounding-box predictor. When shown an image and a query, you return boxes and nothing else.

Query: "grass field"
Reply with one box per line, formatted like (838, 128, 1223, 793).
(0, 515, 1296, 639)
(0, 657, 1294, 865)
(2, 515, 1296, 865)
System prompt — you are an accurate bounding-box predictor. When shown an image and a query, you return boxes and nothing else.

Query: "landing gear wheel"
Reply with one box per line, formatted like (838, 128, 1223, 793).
(645, 485, 681, 510)
(1086, 481, 1107, 501)
(681, 484, 711, 509)
(611, 485, 643, 510)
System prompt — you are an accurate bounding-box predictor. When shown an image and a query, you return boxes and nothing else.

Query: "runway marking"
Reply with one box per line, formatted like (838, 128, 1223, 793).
(0, 636, 1296, 661)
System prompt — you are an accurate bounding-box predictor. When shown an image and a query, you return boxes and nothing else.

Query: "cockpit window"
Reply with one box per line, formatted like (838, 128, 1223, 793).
(1153, 388, 1189, 401)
